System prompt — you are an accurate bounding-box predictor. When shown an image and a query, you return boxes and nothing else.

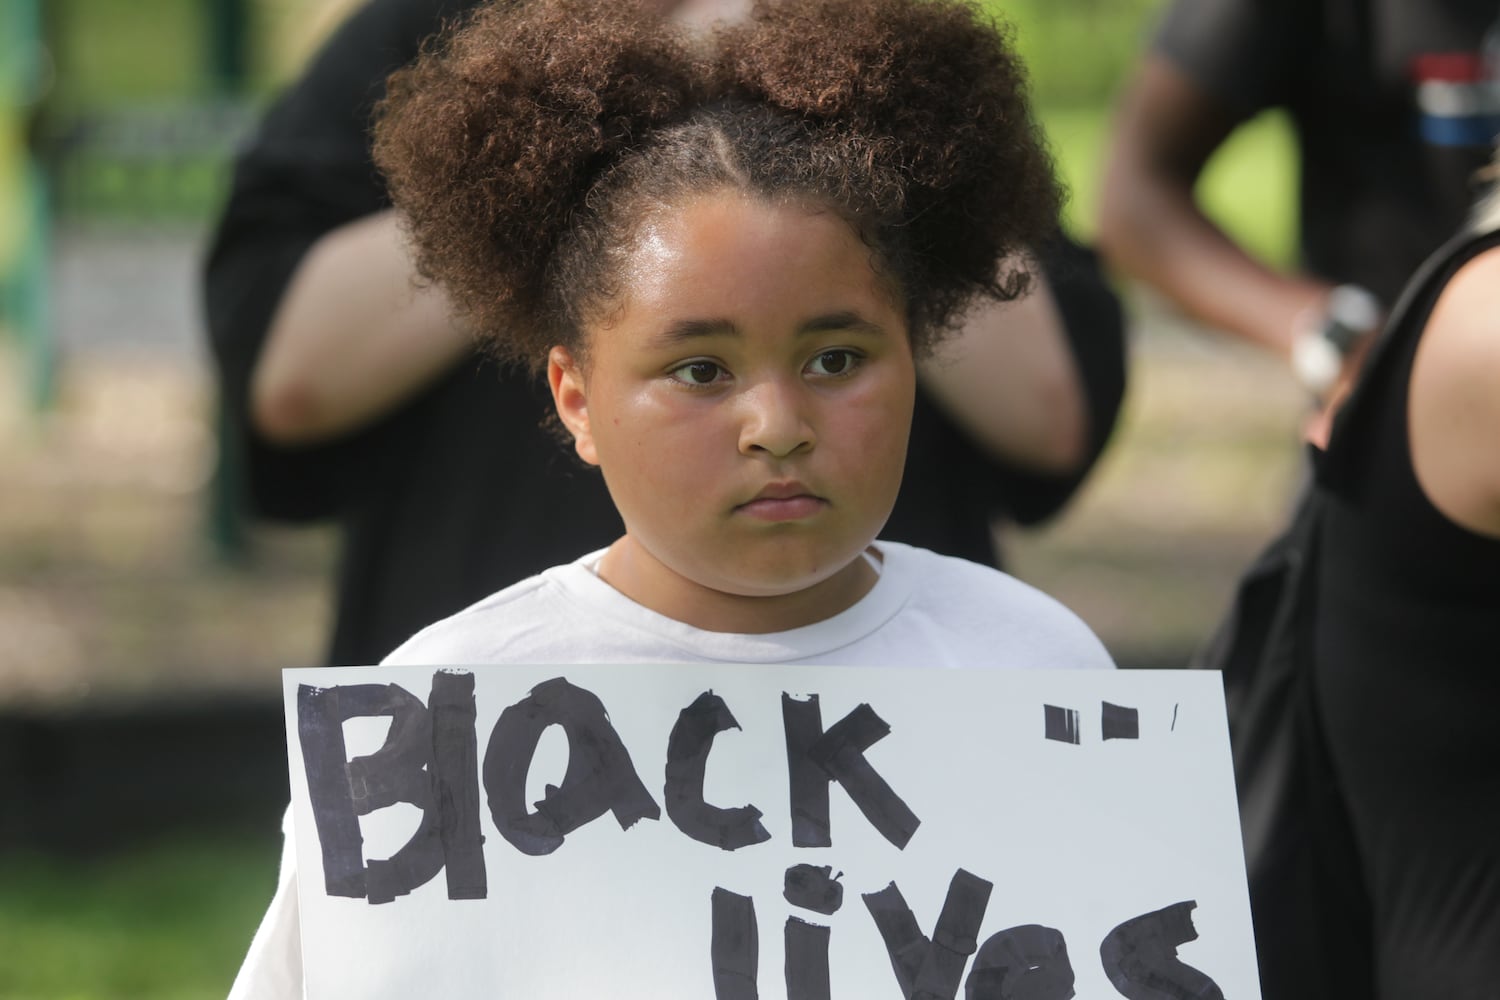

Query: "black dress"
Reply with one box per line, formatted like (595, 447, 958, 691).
(1313, 224, 1500, 998)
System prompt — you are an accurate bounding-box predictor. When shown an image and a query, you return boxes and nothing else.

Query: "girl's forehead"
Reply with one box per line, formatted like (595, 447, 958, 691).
(618, 192, 897, 310)
(637, 188, 828, 233)
(624, 191, 870, 275)
(634, 190, 819, 248)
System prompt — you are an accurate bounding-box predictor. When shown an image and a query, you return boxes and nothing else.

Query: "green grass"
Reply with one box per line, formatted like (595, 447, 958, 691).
(46, 0, 313, 108)
(997, 0, 1163, 108)
(48, 0, 209, 109)
(0, 836, 281, 1000)
(1039, 106, 1111, 238)
(1195, 110, 1300, 267)
(1041, 105, 1298, 267)
(49, 140, 240, 223)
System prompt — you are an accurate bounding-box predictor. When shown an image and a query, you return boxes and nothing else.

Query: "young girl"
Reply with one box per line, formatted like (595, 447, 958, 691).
(230, 0, 1112, 992)
(364, 0, 1113, 668)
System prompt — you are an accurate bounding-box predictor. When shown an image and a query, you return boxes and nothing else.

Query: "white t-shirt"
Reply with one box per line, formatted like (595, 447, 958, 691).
(228, 542, 1112, 999)
(386, 541, 1112, 670)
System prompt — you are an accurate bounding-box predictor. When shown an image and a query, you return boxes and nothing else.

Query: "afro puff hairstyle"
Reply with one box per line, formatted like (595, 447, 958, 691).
(374, 0, 1061, 370)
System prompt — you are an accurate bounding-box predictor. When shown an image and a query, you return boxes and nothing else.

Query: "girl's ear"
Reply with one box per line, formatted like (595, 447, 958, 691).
(547, 345, 599, 466)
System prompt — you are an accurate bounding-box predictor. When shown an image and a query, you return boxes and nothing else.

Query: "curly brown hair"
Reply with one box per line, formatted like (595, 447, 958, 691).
(374, 0, 1061, 370)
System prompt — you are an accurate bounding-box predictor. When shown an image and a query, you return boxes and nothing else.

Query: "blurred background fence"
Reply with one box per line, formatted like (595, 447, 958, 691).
(0, 0, 1305, 995)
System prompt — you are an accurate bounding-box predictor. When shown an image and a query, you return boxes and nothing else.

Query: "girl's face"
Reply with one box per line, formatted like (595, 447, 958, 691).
(548, 190, 916, 632)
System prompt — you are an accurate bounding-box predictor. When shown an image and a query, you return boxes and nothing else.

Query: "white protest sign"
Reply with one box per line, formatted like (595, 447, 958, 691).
(284, 665, 1261, 998)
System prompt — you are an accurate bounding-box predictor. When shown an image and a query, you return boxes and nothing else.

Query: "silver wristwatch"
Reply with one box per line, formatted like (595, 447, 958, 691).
(1290, 284, 1382, 396)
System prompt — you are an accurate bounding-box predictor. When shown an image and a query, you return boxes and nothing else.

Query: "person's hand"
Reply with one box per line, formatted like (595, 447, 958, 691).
(1303, 336, 1373, 449)
(1304, 381, 1347, 450)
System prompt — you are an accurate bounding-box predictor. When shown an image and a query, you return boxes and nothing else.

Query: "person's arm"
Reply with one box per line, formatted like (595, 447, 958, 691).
(917, 265, 1087, 474)
(1407, 244, 1500, 538)
(1096, 55, 1332, 363)
(203, 0, 481, 518)
(250, 209, 474, 445)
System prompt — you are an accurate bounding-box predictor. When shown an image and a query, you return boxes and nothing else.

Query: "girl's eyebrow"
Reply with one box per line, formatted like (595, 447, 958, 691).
(652, 311, 888, 347)
(800, 311, 888, 337)
(653, 318, 737, 346)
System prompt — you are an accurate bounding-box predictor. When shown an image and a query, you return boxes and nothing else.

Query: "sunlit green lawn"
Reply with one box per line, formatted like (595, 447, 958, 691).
(1043, 105, 1298, 267)
(0, 836, 280, 1000)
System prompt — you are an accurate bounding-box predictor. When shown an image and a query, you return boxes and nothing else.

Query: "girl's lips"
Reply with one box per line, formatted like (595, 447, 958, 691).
(735, 495, 828, 521)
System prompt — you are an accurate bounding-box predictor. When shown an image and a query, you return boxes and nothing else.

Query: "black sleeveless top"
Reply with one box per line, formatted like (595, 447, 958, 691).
(1313, 225, 1500, 998)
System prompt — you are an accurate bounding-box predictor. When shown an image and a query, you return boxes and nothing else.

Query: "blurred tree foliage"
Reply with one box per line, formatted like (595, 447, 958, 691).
(36, 0, 1292, 262)
(987, 0, 1296, 262)
(990, 0, 1165, 109)
(46, 0, 212, 110)
(43, 0, 1163, 109)
(35, 0, 1170, 223)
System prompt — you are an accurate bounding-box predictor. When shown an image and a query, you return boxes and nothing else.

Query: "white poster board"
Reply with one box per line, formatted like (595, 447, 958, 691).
(283, 665, 1261, 998)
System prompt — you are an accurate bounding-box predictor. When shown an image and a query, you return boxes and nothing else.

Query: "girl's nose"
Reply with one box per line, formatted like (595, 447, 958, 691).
(737, 379, 815, 458)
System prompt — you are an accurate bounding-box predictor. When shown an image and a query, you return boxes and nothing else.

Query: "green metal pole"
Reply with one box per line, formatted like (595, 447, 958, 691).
(204, 0, 253, 561)
(207, 0, 250, 93)
(16, 159, 55, 412)
(2, 0, 56, 413)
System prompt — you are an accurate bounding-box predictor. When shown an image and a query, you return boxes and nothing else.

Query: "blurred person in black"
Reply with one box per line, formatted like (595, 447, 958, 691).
(1307, 153, 1500, 999)
(204, 0, 1126, 666)
(1222, 148, 1500, 999)
(1098, 5, 1500, 994)
(1098, 0, 1500, 406)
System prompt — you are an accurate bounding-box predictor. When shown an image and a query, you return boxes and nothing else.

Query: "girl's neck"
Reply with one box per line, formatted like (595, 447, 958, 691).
(595, 537, 880, 634)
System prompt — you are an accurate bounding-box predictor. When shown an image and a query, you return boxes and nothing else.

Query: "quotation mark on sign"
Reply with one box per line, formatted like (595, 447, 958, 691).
(1043, 702, 1147, 744)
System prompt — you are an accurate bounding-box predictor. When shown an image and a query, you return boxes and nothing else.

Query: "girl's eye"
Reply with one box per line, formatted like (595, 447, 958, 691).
(806, 349, 860, 377)
(670, 360, 725, 385)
